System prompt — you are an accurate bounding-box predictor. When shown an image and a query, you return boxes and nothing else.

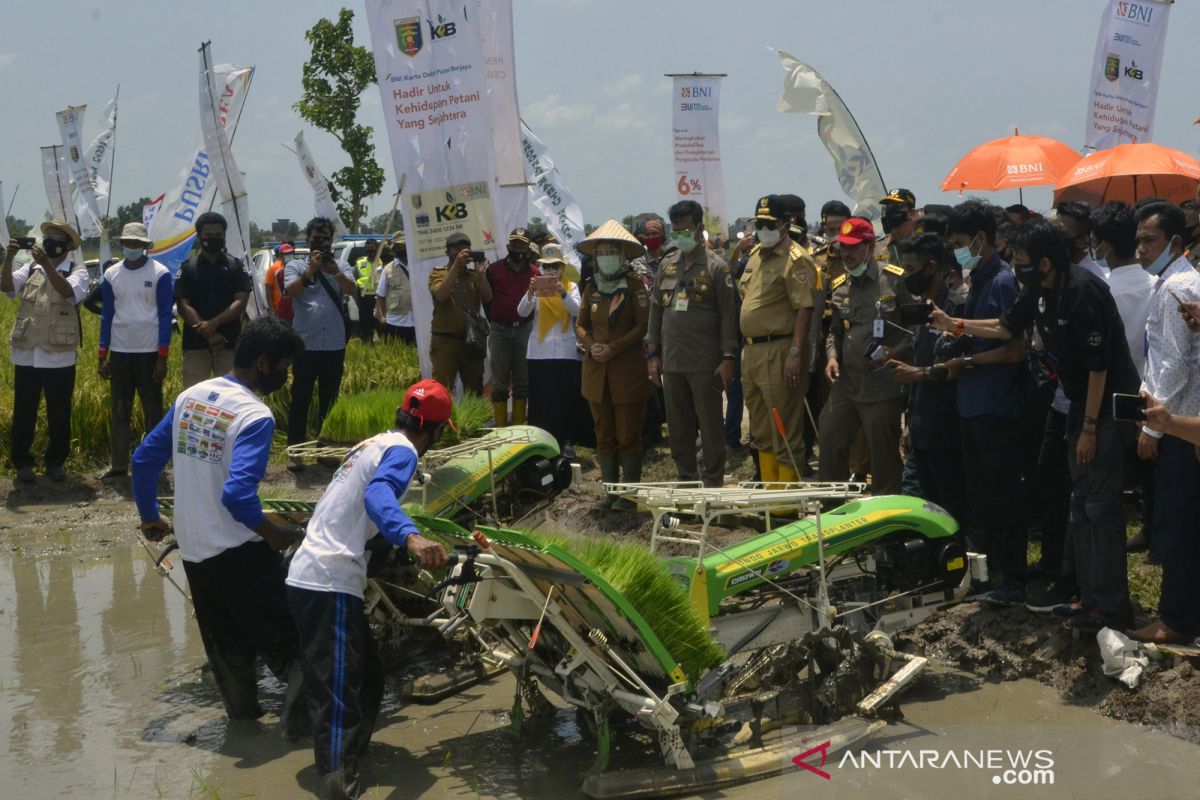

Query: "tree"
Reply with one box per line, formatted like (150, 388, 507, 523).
(294, 8, 385, 233)
(114, 197, 154, 229)
(250, 222, 271, 248)
(363, 211, 403, 235)
(5, 216, 30, 238)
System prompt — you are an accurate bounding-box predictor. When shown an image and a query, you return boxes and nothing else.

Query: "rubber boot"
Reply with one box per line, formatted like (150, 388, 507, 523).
(512, 399, 527, 426)
(773, 460, 801, 517)
(757, 450, 779, 485)
(597, 452, 619, 510)
(492, 401, 509, 428)
(612, 453, 643, 512)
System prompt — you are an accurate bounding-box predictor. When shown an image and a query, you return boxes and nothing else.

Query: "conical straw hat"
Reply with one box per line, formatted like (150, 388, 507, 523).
(578, 219, 645, 260)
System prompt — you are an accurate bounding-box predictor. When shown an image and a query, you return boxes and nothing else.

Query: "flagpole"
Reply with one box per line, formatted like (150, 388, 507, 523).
(199, 41, 248, 255)
(6, 183, 18, 217)
(205, 64, 254, 214)
(105, 85, 120, 220)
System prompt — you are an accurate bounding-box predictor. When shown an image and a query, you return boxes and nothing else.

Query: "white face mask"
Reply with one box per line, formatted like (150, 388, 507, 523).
(596, 254, 623, 275)
(122, 246, 146, 261)
(757, 226, 782, 247)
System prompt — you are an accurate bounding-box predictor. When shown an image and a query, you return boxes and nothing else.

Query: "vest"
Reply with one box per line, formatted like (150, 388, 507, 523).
(10, 263, 81, 352)
(383, 261, 412, 317)
(356, 256, 378, 295)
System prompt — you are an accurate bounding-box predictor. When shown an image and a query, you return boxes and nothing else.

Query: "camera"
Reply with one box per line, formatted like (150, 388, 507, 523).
(469, 250, 487, 263)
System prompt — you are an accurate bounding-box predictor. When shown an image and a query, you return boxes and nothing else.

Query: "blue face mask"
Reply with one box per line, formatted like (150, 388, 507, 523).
(844, 258, 869, 279)
(1144, 238, 1178, 276)
(122, 246, 145, 261)
(954, 234, 982, 274)
(1090, 246, 1109, 272)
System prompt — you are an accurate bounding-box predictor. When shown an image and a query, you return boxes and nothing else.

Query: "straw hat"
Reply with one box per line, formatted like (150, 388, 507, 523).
(577, 219, 645, 260)
(40, 219, 81, 251)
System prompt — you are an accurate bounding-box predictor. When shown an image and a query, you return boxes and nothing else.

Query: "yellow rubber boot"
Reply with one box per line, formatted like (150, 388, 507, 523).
(492, 401, 508, 428)
(776, 462, 799, 486)
(757, 450, 778, 485)
(512, 399, 527, 426)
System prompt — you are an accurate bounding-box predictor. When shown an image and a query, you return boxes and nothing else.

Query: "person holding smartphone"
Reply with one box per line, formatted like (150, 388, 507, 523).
(484, 228, 540, 427)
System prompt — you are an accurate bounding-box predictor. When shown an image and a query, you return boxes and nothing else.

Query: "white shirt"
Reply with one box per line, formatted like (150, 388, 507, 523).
(1105, 263, 1155, 379)
(5, 259, 89, 368)
(104, 257, 172, 353)
(516, 283, 583, 361)
(374, 265, 414, 328)
(1076, 253, 1108, 281)
(1141, 255, 1200, 437)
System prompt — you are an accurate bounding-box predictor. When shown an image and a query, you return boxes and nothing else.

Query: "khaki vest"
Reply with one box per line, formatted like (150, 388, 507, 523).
(383, 261, 412, 317)
(10, 263, 82, 352)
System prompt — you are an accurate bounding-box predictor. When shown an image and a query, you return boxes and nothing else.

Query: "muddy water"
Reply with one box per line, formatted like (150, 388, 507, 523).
(1, 543, 1198, 800)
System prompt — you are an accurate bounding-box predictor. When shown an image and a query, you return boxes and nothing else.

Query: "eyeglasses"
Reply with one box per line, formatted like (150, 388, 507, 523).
(753, 219, 778, 231)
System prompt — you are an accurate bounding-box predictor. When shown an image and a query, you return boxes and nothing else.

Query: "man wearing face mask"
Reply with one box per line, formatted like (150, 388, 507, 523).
(131, 317, 309, 739)
(876, 189, 918, 267)
(2, 219, 90, 483)
(429, 232, 492, 396)
(485, 228, 540, 427)
(175, 213, 252, 388)
(98, 222, 175, 480)
(646, 200, 738, 487)
(1054, 202, 1106, 280)
(819, 218, 913, 494)
(631, 214, 673, 446)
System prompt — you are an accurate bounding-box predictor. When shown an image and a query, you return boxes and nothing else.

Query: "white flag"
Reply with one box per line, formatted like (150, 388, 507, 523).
(672, 76, 727, 235)
(56, 105, 103, 238)
(366, 0, 504, 379)
(293, 131, 346, 233)
(521, 121, 584, 272)
(774, 50, 887, 221)
(199, 43, 250, 260)
(0, 182, 9, 247)
(87, 93, 118, 211)
(40, 146, 72, 223)
(1084, 0, 1172, 150)
(480, 0, 528, 241)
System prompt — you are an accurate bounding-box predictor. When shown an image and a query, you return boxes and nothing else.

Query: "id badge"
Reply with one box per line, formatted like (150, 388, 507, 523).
(872, 318, 885, 339)
(674, 292, 690, 312)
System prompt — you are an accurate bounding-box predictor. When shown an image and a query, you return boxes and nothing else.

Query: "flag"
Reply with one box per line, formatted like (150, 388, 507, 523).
(86, 92, 118, 212)
(480, 0, 528, 240)
(672, 75, 727, 235)
(521, 120, 584, 276)
(1084, 0, 1172, 150)
(199, 42, 250, 261)
(293, 131, 346, 234)
(774, 50, 887, 221)
(56, 105, 102, 238)
(40, 145, 72, 223)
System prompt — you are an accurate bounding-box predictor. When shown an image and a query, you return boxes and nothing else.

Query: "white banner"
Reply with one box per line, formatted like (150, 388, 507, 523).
(521, 120, 584, 272)
(294, 130, 346, 234)
(40, 145, 71, 223)
(56, 105, 102, 238)
(672, 75, 727, 235)
(480, 0, 523, 187)
(1085, 0, 1172, 150)
(147, 63, 253, 270)
(0, 182, 9, 247)
(775, 50, 887, 221)
(366, 0, 504, 379)
(86, 93, 118, 213)
(199, 43, 250, 261)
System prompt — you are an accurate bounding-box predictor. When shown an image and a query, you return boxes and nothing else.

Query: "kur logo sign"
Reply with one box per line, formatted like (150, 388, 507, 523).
(436, 203, 469, 222)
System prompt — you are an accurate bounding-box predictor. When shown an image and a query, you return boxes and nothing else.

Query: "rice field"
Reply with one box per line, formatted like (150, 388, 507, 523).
(319, 388, 493, 446)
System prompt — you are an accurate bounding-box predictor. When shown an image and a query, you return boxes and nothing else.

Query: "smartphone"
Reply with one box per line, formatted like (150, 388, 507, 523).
(15, 236, 36, 250)
(1111, 393, 1146, 422)
(469, 250, 487, 263)
(899, 301, 934, 326)
(532, 274, 560, 296)
(864, 341, 887, 362)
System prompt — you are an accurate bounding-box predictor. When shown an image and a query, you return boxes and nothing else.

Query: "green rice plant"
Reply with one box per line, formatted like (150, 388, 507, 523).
(519, 529, 725, 682)
(319, 388, 492, 447)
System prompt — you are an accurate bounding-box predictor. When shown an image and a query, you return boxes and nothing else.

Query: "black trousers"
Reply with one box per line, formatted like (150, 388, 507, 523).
(11, 364, 74, 469)
(528, 358, 593, 448)
(1153, 435, 1200, 634)
(380, 324, 416, 345)
(1035, 408, 1072, 578)
(961, 413, 1027, 585)
(109, 352, 164, 471)
(356, 296, 378, 341)
(288, 349, 346, 444)
(288, 587, 383, 780)
(182, 541, 305, 731)
(913, 446, 967, 527)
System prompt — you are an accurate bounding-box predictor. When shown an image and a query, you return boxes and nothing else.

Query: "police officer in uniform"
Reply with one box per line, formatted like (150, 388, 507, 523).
(354, 240, 379, 341)
(647, 200, 739, 487)
(428, 232, 492, 394)
(738, 195, 818, 484)
(819, 217, 915, 494)
(876, 189, 918, 267)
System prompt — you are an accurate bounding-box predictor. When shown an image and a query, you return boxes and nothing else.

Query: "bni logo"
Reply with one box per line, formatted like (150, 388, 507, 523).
(680, 86, 712, 98)
(1114, 2, 1154, 25)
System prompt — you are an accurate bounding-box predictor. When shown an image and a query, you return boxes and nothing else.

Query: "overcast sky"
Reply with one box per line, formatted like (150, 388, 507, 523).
(2, 0, 1198, 229)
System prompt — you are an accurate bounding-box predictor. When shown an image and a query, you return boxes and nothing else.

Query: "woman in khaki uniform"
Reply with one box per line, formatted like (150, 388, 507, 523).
(576, 220, 650, 510)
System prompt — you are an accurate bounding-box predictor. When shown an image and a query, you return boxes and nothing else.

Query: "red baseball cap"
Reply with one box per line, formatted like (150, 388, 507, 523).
(401, 379, 457, 431)
(278, 243, 295, 255)
(835, 217, 877, 246)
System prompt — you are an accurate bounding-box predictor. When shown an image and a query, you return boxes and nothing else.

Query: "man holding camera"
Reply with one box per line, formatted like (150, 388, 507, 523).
(429, 232, 492, 395)
(2, 220, 90, 483)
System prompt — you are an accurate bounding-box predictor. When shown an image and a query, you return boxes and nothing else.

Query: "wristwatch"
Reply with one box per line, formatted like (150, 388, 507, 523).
(962, 356, 975, 370)
(787, 346, 802, 356)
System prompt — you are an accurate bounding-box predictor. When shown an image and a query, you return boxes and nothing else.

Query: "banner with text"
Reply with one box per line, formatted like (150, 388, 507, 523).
(672, 75, 726, 235)
(521, 120, 584, 274)
(40, 145, 71, 223)
(199, 44, 250, 261)
(86, 93, 118, 214)
(1085, 0, 1171, 150)
(480, 0, 528, 242)
(56, 105, 102, 238)
(366, 0, 503, 379)
(147, 64, 253, 271)
(294, 131, 346, 233)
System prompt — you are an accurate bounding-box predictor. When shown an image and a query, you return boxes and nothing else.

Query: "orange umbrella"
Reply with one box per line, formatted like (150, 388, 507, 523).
(1053, 142, 1200, 206)
(941, 130, 1082, 196)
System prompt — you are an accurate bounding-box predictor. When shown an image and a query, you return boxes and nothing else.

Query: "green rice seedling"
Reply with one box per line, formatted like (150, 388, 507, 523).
(319, 389, 492, 447)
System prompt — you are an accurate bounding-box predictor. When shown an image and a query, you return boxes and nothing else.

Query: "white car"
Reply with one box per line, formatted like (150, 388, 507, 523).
(246, 246, 310, 320)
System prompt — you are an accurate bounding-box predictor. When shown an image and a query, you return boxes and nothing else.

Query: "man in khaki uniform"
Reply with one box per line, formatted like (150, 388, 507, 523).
(647, 200, 739, 487)
(428, 232, 492, 394)
(819, 218, 915, 494)
(737, 195, 818, 484)
(875, 188, 918, 267)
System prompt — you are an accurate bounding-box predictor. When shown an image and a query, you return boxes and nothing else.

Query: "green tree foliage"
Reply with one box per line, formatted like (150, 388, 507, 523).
(294, 8, 385, 233)
(5, 217, 30, 238)
(114, 197, 154, 229)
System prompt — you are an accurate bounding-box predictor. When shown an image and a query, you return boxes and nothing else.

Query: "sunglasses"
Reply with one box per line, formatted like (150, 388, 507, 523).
(754, 219, 779, 231)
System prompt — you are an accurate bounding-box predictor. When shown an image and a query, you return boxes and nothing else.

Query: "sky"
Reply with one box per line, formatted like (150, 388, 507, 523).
(2, 0, 1199, 230)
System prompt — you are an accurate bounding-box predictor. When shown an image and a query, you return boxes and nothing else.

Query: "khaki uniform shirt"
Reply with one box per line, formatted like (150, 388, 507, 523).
(737, 239, 817, 340)
(428, 265, 482, 337)
(647, 247, 738, 373)
(826, 261, 915, 403)
(577, 277, 651, 405)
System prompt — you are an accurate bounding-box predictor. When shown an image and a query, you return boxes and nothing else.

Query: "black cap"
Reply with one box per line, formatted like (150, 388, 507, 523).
(754, 195, 786, 221)
(881, 188, 916, 209)
(446, 232, 471, 248)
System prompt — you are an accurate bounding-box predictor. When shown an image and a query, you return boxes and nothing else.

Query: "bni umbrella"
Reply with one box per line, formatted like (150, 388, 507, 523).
(941, 129, 1082, 202)
(1053, 142, 1200, 206)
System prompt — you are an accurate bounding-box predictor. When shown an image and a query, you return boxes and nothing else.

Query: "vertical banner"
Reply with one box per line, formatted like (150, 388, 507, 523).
(293, 131, 347, 233)
(199, 43, 250, 261)
(40, 145, 72, 223)
(0, 182, 9, 247)
(774, 50, 887, 221)
(1084, 0, 1172, 150)
(366, 0, 503, 379)
(56, 105, 102, 238)
(479, 0, 523, 186)
(147, 64, 253, 270)
(521, 121, 584, 272)
(86, 93, 119, 214)
(671, 75, 727, 235)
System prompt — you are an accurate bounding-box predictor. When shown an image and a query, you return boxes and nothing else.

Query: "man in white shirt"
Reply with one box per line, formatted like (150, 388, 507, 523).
(1, 219, 89, 483)
(1131, 202, 1200, 644)
(287, 379, 450, 800)
(131, 317, 310, 734)
(1056, 202, 1107, 280)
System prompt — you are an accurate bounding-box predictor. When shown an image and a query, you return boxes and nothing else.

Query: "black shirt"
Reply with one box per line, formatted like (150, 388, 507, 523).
(174, 254, 252, 350)
(909, 284, 965, 451)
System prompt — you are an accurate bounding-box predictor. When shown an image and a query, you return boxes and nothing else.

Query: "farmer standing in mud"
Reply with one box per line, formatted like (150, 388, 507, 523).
(130, 317, 310, 736)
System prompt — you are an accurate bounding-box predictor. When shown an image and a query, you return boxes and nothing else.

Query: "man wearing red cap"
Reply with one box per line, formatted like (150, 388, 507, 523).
(819, 217, 915, 494)
(287, 379, 451, 799)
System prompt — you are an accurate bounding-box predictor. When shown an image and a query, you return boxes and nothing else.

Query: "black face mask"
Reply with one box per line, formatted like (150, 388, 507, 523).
(904, 270, 933, 296)
(881, 211, 908, 235)
(258, 365, 289, 395)
(508, 252, 529, 264)
(43, 240, 70, 258)
(200, 237, 225, 253)
(1015, 263, 1042, 289)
